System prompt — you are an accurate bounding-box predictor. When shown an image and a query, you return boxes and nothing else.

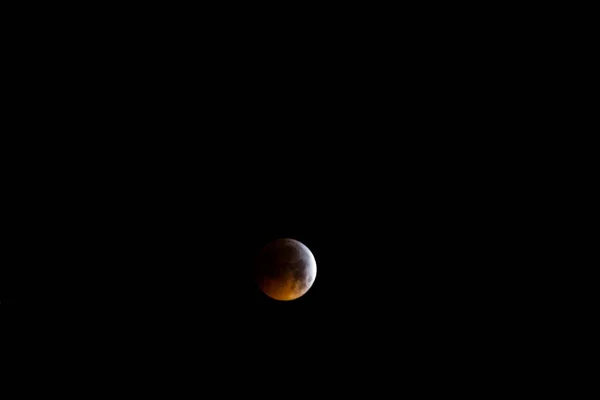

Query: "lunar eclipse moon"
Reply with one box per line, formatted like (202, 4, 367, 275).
(255, 238, 317, 301)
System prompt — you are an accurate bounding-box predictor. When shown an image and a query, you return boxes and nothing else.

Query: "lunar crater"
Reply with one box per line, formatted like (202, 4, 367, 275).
(255, 238, 316, 301)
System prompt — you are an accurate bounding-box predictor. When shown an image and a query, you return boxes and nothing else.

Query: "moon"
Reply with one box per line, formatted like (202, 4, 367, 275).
(255, 238, 317, 301)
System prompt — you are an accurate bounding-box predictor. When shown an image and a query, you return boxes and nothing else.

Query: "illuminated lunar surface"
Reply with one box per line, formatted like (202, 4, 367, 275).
(256, 238, 317, 301)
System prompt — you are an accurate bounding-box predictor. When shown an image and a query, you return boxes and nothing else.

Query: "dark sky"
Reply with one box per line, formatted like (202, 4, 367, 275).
(4, 116, 507, 334)
(1, 24, 527, 382)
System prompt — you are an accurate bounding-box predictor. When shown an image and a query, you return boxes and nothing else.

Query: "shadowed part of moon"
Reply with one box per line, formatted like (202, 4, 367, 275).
(256, 238, 317, 301)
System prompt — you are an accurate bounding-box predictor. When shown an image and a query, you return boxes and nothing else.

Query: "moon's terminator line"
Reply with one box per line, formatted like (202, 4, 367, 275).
(255, 238, 317, 301)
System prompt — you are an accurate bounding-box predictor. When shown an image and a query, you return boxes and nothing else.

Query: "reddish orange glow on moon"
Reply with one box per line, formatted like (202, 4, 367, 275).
(256, 238, 317, 301)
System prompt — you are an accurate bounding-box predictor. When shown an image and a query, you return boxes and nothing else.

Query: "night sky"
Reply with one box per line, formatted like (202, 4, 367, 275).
(4, 130, 517, 387)
(1, 23, 525, 384)
(4, 128, 506, 333)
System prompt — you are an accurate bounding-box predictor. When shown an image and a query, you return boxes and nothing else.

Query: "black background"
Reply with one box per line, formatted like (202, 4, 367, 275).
(1, 13, 534, 386)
